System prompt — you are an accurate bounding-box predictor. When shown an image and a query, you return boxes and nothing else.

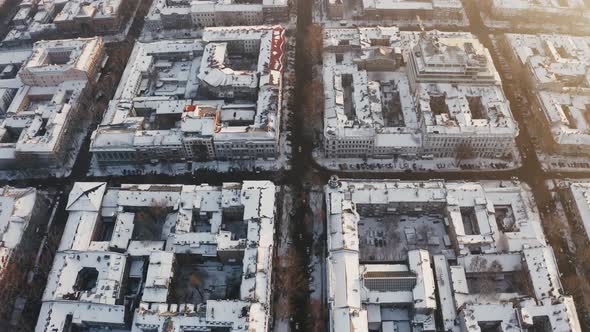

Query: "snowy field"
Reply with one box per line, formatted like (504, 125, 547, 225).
(139, 8, 298, 42)
(0, 113, 91, 181)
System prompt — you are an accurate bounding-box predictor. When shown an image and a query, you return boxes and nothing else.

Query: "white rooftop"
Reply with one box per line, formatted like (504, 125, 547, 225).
(322, 27, 517, 148)
(36, 181, 277, 332)
(504, 34, 590, 90)
(325, 177, 580, 332)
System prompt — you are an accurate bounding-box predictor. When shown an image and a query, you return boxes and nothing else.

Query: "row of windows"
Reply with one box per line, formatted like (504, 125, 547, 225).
(426, 142, 493, 148)
(96, 151, 134, 160)
(329, 143, 372, 149)
(216, 143, 274, 149)
(96, 141, 277, 159)
(374, 148, 418, 153)
(328, 139, 371, 145)
(331, 149, 369, 154)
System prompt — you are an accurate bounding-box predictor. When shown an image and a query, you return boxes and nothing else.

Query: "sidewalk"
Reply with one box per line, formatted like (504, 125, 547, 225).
(314, 148, 522, 173)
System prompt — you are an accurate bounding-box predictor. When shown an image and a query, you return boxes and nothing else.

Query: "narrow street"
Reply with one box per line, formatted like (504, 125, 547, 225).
(283, 0, 316, 327)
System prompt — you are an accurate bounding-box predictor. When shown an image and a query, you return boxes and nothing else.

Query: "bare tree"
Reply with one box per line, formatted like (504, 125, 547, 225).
(469, 256, 497, 294)
(305, 24, 323, 64)
(163, 318, 175, 332)
(575, 245, 590, 275)
(303, 80, 324, 116)
(469, 255, 488, 272)
(0, 260, 25, 321)
(562, 275, 590, 315)
(542, 212, 564, 244)
(512, 269, 533, 296)
(455, 141, 475, 167)
(276, 247, 309, 318)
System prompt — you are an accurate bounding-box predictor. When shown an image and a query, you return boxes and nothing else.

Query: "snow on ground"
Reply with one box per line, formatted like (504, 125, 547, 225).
(480, 13, 590, 35)
(314, 147, 521, 173)
(538, 153, 590, 173)
(0, 113, 90, 180)
(87, 155, 290, 177)
(359, 214, 451, 262)
(278, 187, 292, 259)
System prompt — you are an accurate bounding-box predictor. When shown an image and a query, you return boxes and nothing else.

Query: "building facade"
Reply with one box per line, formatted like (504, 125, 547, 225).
(0, 186, 50, 330)
(0, 38, 105, 172)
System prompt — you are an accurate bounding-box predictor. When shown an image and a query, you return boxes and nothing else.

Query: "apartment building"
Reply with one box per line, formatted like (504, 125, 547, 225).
(322, 27, 517, 160)
(90, 26, 285, 165)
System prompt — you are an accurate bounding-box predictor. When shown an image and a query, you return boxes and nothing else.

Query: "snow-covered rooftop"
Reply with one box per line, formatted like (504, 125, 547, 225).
(23, 38, 103, 76)
(36, 181, 277, 332)
(90, 26, 285, 160)
(325, 177, 580, 332)
(322, 27, 517, 150)
(361, 0, 462, 10)
(0, 80, 88, 160)
(3, 0, 124, 44)
(0, 38, 104, 172)
(536, 91, 590, 146)
(504, 33, 590, 150)
(504, 34, 590, 90)
(491, 0, 586, 13)
(53, 0, 123, 21)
